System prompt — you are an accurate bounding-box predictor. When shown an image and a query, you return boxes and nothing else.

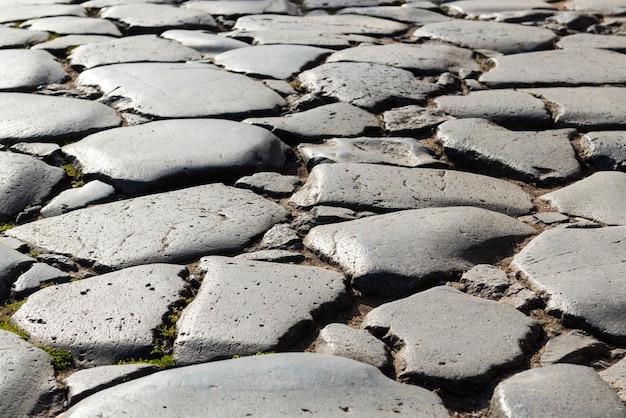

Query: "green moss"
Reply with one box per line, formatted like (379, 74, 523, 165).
(39, 346, 73, 371)
(0, 300, 29, 339)
(61, 163, 84, 187)
(118, 355, 175, 369)
(0, 223, 16, 233)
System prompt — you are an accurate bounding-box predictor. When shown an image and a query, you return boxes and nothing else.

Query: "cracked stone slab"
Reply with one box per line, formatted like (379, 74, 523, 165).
(76, 62, 286, 118)
(0, 93, 120, 144)
(539, 171, 626, 225)
(161, 30, 250, 57)
(512, 226, 626, 344)
(174, 257, 348, 364)
(12, 263, 70, 296)
(21, 17, 123, 36)
(60, 353, 449, 417)
(290, 163, 534, 216)
(382, 105, 453, 135)
(0, 27, 49, 48)
(0, 242, 35, 300)
(436, 118, 581, 184)
(11, 264, 187, 367)
(558, 33, 626, 52)
(297, 62, 442, 111)
(539, 330, 608, 366)
(0, 4, 85, 23)
(305, 207, 535, 296)
(0, 50, 68, 91)
(183, 0, 301, 17)
(100, 4, 217, 33)
(31, 34, 116, 51)
(336, 5, 453, 25)
(6, 184, 288, 270)
(442, 0, 556, 19)
(315, 323, 390, 370)
(581, 131, 626, 171)
(490, 364, 626, 417)
(363, 286, 540, 393)
(40, 180, 115, 218)
(600, 357, 626, 402)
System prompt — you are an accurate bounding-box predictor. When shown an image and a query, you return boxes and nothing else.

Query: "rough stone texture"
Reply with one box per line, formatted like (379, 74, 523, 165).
(7, 184, 288, 270)
(305, 207, 535, 296)
(174, 257, 347, 364)
(558, 33, 626, 52)
(565, 0, 626, 15)
(235, 249, 305, 263)
(336, 5, 453, 25)
(234, 172, 299, 197)
(0, 50, 68, 91)
(443, 0, 555, 19)
(161, 29, 250, 57)
(183, 0, 301, 17)
(21, 17, 123, 36)
(0, 330, 57, 418)
(11, 142, 61, 161)
(460, 264, 510, 299)
(60, 353, 449, 417)
(534, 211, 569, 224)
(0, 242, 35, 299)
(40, 180, 116, 218)
(0, 4, 86, 23)
(600, 357, 626, 402)
(259, 224, 301, 250)
(315, 323, 390, 370)
(11, 264, 187, 367)
(382, 105, 453, 135)
(540, 330, 609, 366)
(0, 27, 49, 48)
(363, 286, 540, 393)
(581, 131, 626, 171)
(291, 163, 534, 216)
(490, 364, 626, 417)
(539, 172, 626, 225)
(31, 34, 115, 51)
(12, 263, 70, 295)
(512, 226, 626, 344)
(100, 4, 217, 32)
(76, 62, 286, 118)
(303, 0, 395, 10)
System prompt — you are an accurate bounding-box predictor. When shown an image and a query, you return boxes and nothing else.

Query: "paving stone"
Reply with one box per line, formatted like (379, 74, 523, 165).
(0, 237, 29, 252)
(11, 264, 187, 367)
(12, 263, 70, 295)
(436, 118, 581, 184)
(234, 172, 299, 197)
(305, 207, 535, 296)
(512, 225, 626, 344)
(539, 172, 626, 225)
(490, 364, 626, 417)
(558, 33, 626, 52)
(60, 353, 449, 417)
(40, 180, 115, 218)
(460, 264, 510, 299)
(565, 0, 626, 15)
(581, 131, 626, 171)
(0, 93, 120, 144)
(543, 11, 599, 31)
(244, 103, 380, 142)
(534, 211, 569, 224)
(183, 0, 301, 17)
(303, 0, 395, 10)
(0, 27, 49, 48)
(100, 4, 217, 33)
(291, 163, 534, 215)
(36, 254, 78, 273)
(235, 249, 305, 263)
(82, 0, 180, 7)
(600, 357, 626, 402)
(363, 286, 540, 393)
(10, 143, 61, 161)
(214, 44, 331, 79)
(0, 4, 85, 23)
(21, 17, 123, 36)
(260, 224, 301, 250)
(413, 19, 557, 54)
(315, 323, 390, 370)
(336, 5, 453, 24)
(498, 282, 542, 313)
(540, 330, 609, 366)
(63, 119, 289, 195)
(0, 50, 67, 91)
(160, 29, 250, 57)
(442, 0, 556, 19)
(382, 105, 453, 135)
(76, 62, 286, 118)
(174, 257, 348, 364)
(31, 34, 116, 51)
(0, 242, 34, 300)
(0, 330, 58, 417)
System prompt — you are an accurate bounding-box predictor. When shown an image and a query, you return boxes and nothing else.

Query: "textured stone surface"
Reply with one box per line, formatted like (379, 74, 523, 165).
(31, 34, 115, 51)
(100, 4, 217, 32)
(0, 50, 67, 91)
(558, 33, 626, 52)
(337, 5, 453, 25)
(234, 172, 299, 197)
(382, 105, 453, 135)
(21, 16, 123, 36)
(315, 323, 390, 369)
(183, 0, 301, 17)
(460, 264, 510, 299)
(540, 330, 608, 366)
(0, 242, 34, 299)
(0, 27, 49, 48)
(581, 131, 626, 171)
(600, 357, 626, 402)
(565, 0, 626, 15)
(442, 0, 556, 19)
(12, 263, 70, 295)
(40, 180, 115, 218)
(0, 4, 85, 23)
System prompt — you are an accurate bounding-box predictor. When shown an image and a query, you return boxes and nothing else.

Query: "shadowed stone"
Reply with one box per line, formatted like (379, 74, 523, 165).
(100, 4, 217, 32)
(581, 131, 626, 171)
(442, 0, 556, 19)
(32, 34, 116, 51)
(539, 331, 608, 366)
(161, 30, 250, 57)
(40, 180, 115, 218)
(0, 4, 85, 23)
(363, 286, 540, 393)
(315, 323, 390, 370)
(558, 33, 626, 52)
(21, 17, 123, 36)
(337, 5, 453, 24)
(0, 242, 34, 299)
(0, 50, 67, 91)
(235, 172, 299, 197)
(11, 142, 60, 161)
(12, 263, 70, 295)
(0, 27, 49, 48)
(600, 357, 626, 402)
(183, 0, 301, 17)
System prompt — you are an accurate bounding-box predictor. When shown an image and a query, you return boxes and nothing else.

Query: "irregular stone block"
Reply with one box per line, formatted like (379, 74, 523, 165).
(0, 242, 34, 300)
(443, 0, 556, 19)
(12, 263, 70, 296)
(600, 357, 626, 402)
(100, 4, 216, 32)
(0, 50, 68, 91)
(315, 323, 389, 369)
(382, 105, 453, 135)
(580, 131, 626, 171)
(0, 26, 49, 48)
(0, 4, 85, 23)
(234, 172, 299, 197)
(565, 0, 626, 15)
(183, 0, 301, 17)
(540, 330, 609, 366)
(460, 264, 510, 299)
(259, 224, 301, 250)
(40, 180, 115, 218)
(21, 16, 123, 36)
(336, 5, 453, 25)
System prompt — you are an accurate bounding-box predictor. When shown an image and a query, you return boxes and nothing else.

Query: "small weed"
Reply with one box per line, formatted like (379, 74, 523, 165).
(29, 250, 40, 257)
(0, 299, 29, 339)
(119, 354, 175, 368)
(61, 163, 83, 187)
(70, 277, 81, 282)
(0, 223, 16, 233)
(39, 346, 73, 371)
(156, 324, 176, 339)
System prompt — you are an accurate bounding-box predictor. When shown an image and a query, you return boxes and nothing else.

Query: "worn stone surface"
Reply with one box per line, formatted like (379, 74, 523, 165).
(558, 33, 626, 52)
(31, 35, 115, 51)
(183, 0, 301, 17)
(235, 249, 305, 263)
(40, 180, 115, 218)
(10, 142, 61, 161)
(0, 4, 85, 23)
(21, 17, 123, 36)
(0, 242, 34, 299)
(0, 27, 49, 48)
(259, 224, 301, 250)
(337, 5, 453, 25)
(315, 323, 390, 370)
(12, 263, 70, 295)
(565, 0, 626, 15)
(100, 4, 217, 32)
(234, 172, 299, 197)
(460, 264, 510, 299)
(382, 105, 453, 135)
(581, 131, 626, 171)
(0, 50, 67, 91)
(443, 0, 556, 19)
(540, 330, 608, 366)
(161, 29, 250, 57)
(600, 357, 626, 402)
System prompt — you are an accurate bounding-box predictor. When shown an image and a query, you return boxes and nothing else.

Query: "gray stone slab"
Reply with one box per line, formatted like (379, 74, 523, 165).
(259, 224, 301, 250)
(337, 5, 453, 25)
(0, 93, 120, 144)
(235, 249, 305, 263)
(512, 226, 626, 344)
(291, 163, 534, 215)
(60, 353, 449, 417)
(21, 17, 123, 36)
(0, 4, 85, 23)
(413, 19, 557, 54)
(0, 50, 67, 91)
(539, 172, 626, 225)
(83, 0, 179, 7)
(490, 364, 626, 418)
(160, 29, 249, 57)
(40, 180, 115, 218)
(76, 62, 286, 118)
(558, 33, 626, 52)
(0, 242, 34, 299)
(303, 0, 395, 10)
(534, 211, 569, 224)
(234, 172, 299, 197)
(305, 207, 535, 296)
(315, 323, 389, 370)
(0, 27, 49, 48)
(581, 131, 626, 171)
(540, 330, 608, 366)
(0, 330, 57, 417)
(436, 118, 581, 184)
(31, 34, 116, 51)
(363, 286, 540, 393)
(244, 103, 380, 142)
(63, 119, 289, 195)
(7, 184, 288, 270)
(100, 4, 216, 32)
(565, 0, 626, 15)
(11, 264, 187, 367)
(442, 0, 556, 19)
(12, 262, 70, 295)
(0, 237, 29, 252)
(326, 43, 479, 76)
(10, 142, 61, 161)
(183, 0, 301, 17)
(382, 105, 453, 135)
(460, 264, 510, 299)
(600, 357, 626, 402)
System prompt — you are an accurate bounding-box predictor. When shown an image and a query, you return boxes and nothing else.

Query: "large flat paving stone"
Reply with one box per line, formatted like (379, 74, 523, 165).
(11, 264, 187, 367)
(581, 131, 626, 170)
(174, 256, 348, 364)
(6, 184, 288, 270)
(436, 118, 581, 184)
(0, 93, 120, 144)
(512, 226, 626, 344)
(490, 364, 626, 417)
(0, 27, 49, 48)
(362, 286, 540, 393)
(63, 119, 289, 195)
(21, 16, 123, 36)
(60, 353, 449, 417)
(183, 0, 301, 17)
(0, 4, 85, 23)
(0, 330, 57, 417)
(76, 62, 286, 118)
(100, 4, 217, 33)
(291, 163, 534, 215)
(305, 207, 535, 296)
(0, 50, 67, 91)
(161, 29, 250, 57)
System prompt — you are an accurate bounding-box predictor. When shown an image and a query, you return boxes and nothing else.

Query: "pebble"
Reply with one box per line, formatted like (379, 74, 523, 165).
(0, 50, 68, 91)
(580, 131, 626, 170)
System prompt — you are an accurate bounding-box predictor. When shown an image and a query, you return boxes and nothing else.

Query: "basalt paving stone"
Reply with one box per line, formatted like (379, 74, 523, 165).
(539, 172, 626, 225)
(100, 4, 217, 33)
(60, 353, 449, 417)
(83, 0, 180, 7)
(0, 27, 49, 48)
(436, 118, 581, 184)
(512, 226, 626, 344)
(480, 50, 626, 88)
(304, 207, 535, 296)
(76, 62, 286, 118)
(12, 262, 70, 295)
(557, 33, 626, 52)
(0, 242, 34, 299)
(565, 0, 626, 15)
(539, 330, 608, 366)
(382, 105, 453, 135)
(11, 264, 187, 367)
(297, 62, 443, 111)
(362, 286, 540, 393)
(63, 119, 289, 195)
(0, 330, 57, 418)
(173, 256, 348, 364)
(291, 163, 534, 215)
(336, 5, 453, 24)
(303, 0, 397, 10)
(581, 131, 626, 171)
(0, 4, 85, 23)
(31, 34, 116, 51)
(183, 0, 301, 17)
(326, 43, 479, 76)
(161, 30, 249, 57)
(6, 184, 288, 270)
(600, 357, 626, 402)
(21, 17, 123, 36)
(244, 102, 380, 142)
(214, 44, 332, 80)
(0, 50, 67, 91)
(413, 19, 557, 54)
(69, 35, 202, 69)
(490, 364, 626, 417)
(315, 323, 390, 370)
(442, 0, 556, 19)
(0, 93, 120, 144)
(40, 180, 116, 218)
(235, 172, 300, 197)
